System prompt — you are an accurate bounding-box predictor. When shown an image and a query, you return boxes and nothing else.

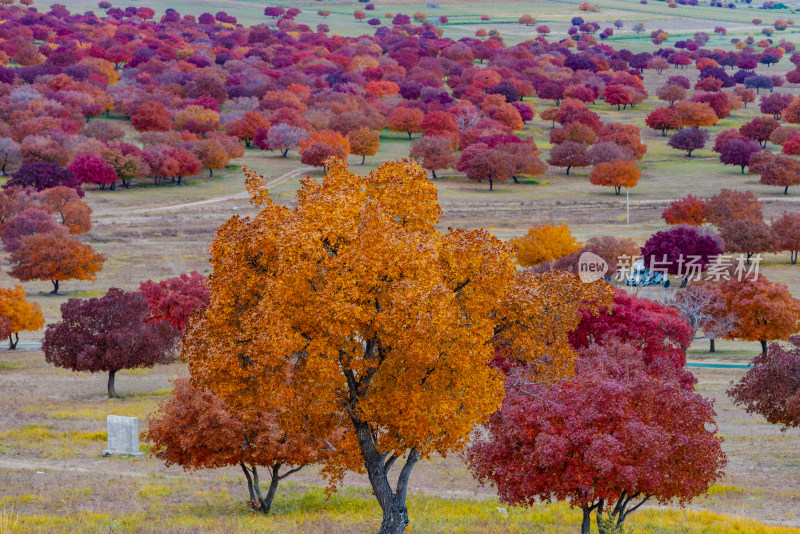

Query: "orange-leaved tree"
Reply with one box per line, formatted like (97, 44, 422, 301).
(511, 223, 582, 267)
(589, 159, 641, 195)
(720, 275, 800, 354)
(8, 232, 105, 294)
(147, 378, 342, 514)
(182, 160, 612, 533)
(0, 285, 44, 349)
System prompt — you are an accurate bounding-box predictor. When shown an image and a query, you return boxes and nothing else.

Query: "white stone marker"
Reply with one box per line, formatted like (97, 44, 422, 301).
(104, 415, 144, 456)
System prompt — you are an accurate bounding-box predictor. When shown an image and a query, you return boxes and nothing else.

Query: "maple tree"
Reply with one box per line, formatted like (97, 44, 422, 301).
(34, 187, 91, 235)
(255, 124, 309, 158)
(772, 212, 800, 264)
(645, 107, 681, 136)
(705, 189, 763, 226)
(668, 128, 709, 157)
(43, 288, 177, 398)
(759, 155, 800, 194)
(728, 336, 800, 429)
(570, 289, 695, 368)
(147, 378, 340, 513)
(8, 232, 105, 294)
(511, 223, 581, 267)
(0, 285, 44, 349)
(387, 107, 425, 139)
(347, 127, 380, 165)
(740, 116, 780, 147)
(226, 111, 270, 148)
(467, 340, 725, 534)
(720, 276, 800, 354)
(6, 162, 82, 195)
(641, 226, 724, 286)
(719, 218, 776, 263)
(719, 138, 763, 173)
(131, 101, 172, 132)
(589, 160, 640, 195)
(548, 141, 590, 175)
(409, 136, 457, 179)
(675, 101, 718, 127)
(192, 139, 230, 177)
(458, 144, 514, 191)
(181, 161, 612, 533)
(662, 195, 706, 225)
(1, 208, 65, 253)
(68, 153, 118, 190)
(139, 271, 210, 331)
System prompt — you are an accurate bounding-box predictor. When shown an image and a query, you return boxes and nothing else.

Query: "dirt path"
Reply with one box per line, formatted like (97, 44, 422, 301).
(95, 166, 314, 217)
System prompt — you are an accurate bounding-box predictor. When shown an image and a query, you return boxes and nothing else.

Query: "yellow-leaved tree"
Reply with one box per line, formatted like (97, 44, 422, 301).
(182, 158, 612, 533)
(511, 223, 582, 267)
(0, 285, 45, 349)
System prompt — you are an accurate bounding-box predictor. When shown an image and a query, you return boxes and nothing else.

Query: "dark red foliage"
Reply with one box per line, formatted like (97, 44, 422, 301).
(569, 289, 695, 368)
(139, 271, 211, 331)
(43, 288, 178, 397)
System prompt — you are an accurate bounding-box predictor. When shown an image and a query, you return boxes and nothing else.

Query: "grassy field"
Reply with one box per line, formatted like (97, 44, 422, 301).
(3, 0, 800, 531)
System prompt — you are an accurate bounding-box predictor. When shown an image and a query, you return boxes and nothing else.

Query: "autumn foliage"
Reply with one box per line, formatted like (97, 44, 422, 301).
(0, 285, 44, 349)
(43, 288, 177, 397)
(511, 223, 581, 267)
(180, 162, 612, 532)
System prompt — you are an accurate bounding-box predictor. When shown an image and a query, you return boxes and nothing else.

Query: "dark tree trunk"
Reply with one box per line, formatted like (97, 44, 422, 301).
(108, 369, 118, 398)
(50, 280, 59, 294)
(351, 418, 419, 534)
(792, 251, 798, 264)
(615, 186, 621, 195)
(489, 179, 493, 191)
(741, 166, 746, 174)
(241, 462, 258, 507)
(281, 150, 289, 158)
(680, 277, 688, 288)
(710, 337, 716, 353)
(512, 175, 519, 183)
(761, 339, 768, 355)
(8, 333, 18, 350)
(209, 168, 213, 177)
(361, 154, 366, 165)
(566, 166, 571, 175)
(581, 506, 594, 534)
(407, 131, 412, 140)
(785, 185, 790, 195)
(431, 169, 437, 179)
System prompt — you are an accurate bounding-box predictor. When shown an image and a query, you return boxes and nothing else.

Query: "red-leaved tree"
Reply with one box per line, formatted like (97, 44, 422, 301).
(467, 340, 725, 534)
(43, 289, 178, 397)
(728, 336, 800, 429)
(139, 271, 211, 331)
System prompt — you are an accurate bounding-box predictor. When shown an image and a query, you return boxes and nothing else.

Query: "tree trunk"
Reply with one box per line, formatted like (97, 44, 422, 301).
(241, 462, 258, 508)
(407, 131, 412, 140)
(760, 339, 768, 355)
(512, 175, 519, 183)
(581, 506, 593, 534)
(680, 277, 688, 288)
(361, 154, 366, 165)
(209, 168, 213, 177)
(489, 179, 493, 191)
(710, 337, 716, 353)
(108, 369, 118, 398)
(741, 166, 745, 174)
(352, 418, 419, 534)
(615, 186, 621, 195)
(566, 166, 571, 175)
(51, 280, 59, 294)
(792, 251, 798, 264)
(785, 185, 789, 195)
(261, 465, 282, 514)
(431, 169, 437, 179)
(8, 333, 18, 350)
